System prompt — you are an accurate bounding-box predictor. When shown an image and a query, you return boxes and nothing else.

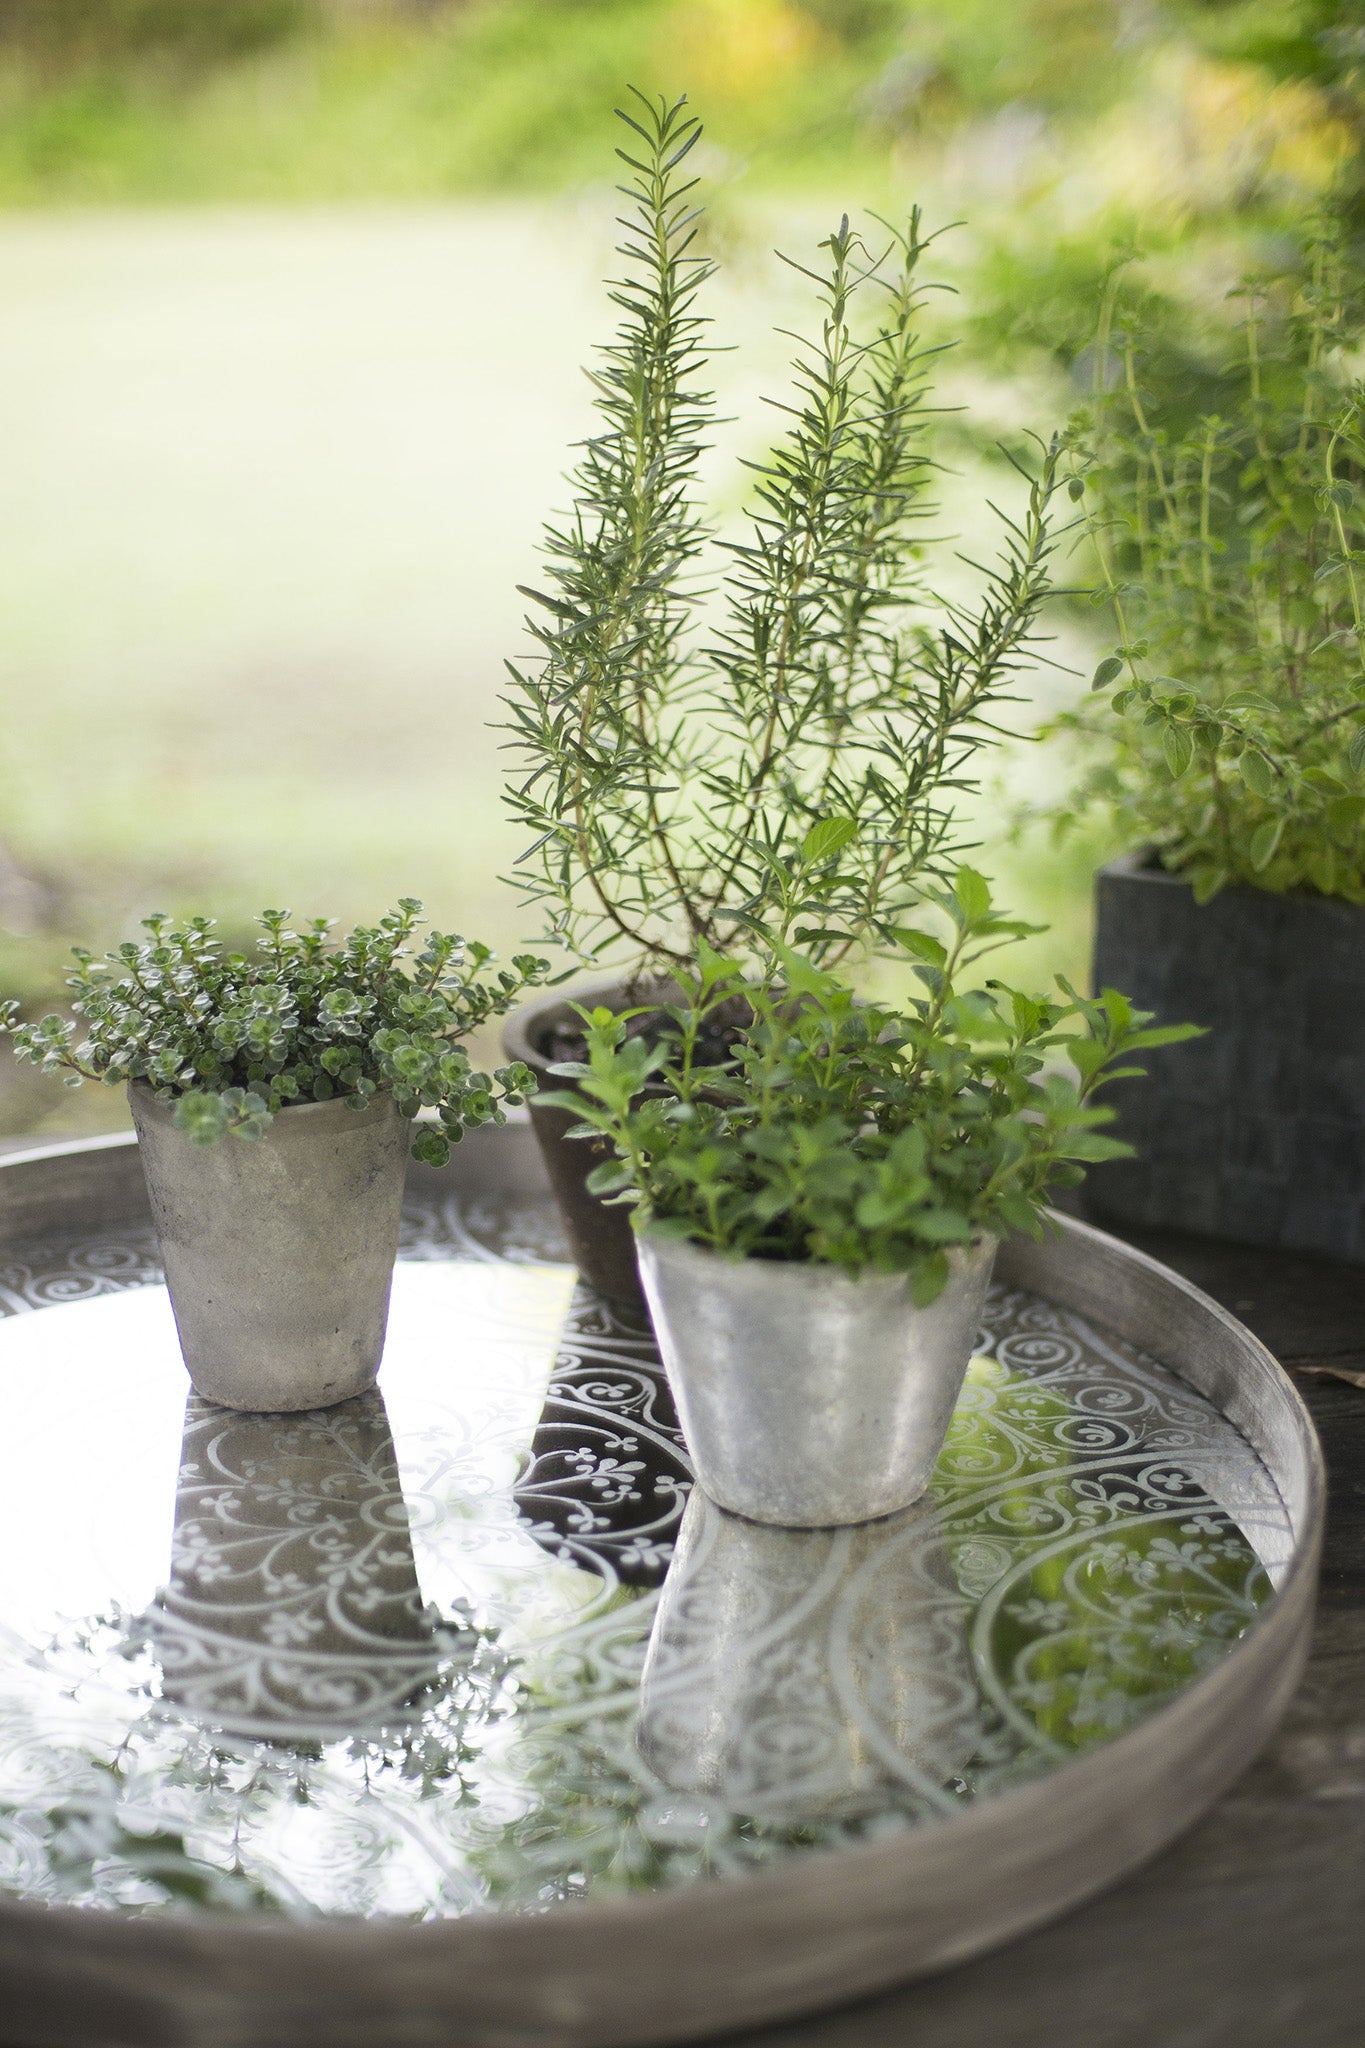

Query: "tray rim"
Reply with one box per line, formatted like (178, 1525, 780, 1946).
(0, 1124, 1327, 2048)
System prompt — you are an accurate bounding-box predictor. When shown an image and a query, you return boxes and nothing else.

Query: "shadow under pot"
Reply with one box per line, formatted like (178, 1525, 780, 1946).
(637, 1490, 976, 1822)
(636, 1229, 999, 1527)
(129, 1081, 412, 1412)
(501, 977, 683, 1305)
(1087, 853, 1365, 1262)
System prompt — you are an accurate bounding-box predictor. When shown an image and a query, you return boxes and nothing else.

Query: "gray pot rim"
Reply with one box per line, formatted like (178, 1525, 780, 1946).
(127, 1079, 404, 1133)
(637, 1224, 1000, 1290)
(1101, 845, 1365, 913)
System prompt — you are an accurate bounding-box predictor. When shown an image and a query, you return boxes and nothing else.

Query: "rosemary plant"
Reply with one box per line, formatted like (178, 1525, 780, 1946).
(0, 902, 546, 1165)
(540, 871, 1195, 1303)
(502, 92, 1069, 976)
(1052, 221, 1365, 902)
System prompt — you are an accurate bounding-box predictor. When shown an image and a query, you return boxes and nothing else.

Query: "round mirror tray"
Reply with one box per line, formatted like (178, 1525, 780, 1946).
(0, 1123, 1324, 2048)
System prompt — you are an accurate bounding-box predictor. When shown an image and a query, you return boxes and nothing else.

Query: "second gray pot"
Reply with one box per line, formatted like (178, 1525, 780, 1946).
(635, 1231, 999, 1527)
(130, 1083, 412, 1412)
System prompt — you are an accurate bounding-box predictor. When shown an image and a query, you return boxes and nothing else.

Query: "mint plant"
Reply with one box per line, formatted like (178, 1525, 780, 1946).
(1050, 219, 1365, 902)
(0, 902, 546, 1165)
(502, 92, 1069, 976)
(539, 873, 1196, 1303)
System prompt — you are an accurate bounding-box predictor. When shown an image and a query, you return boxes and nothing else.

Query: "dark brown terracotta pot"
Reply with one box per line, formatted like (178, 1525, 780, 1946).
(501, 978, 677, 1304)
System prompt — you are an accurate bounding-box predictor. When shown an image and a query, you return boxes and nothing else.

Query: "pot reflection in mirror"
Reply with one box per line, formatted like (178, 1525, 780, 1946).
(637, 1491, 976, 1822)
(150, 1390, 479, 1740)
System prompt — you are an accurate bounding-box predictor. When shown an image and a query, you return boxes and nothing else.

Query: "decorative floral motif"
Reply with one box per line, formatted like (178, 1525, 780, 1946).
(151, 1394, 490, 1739)
(0, 1226, 161, 1313)
(0, 1185, 1291, 1921)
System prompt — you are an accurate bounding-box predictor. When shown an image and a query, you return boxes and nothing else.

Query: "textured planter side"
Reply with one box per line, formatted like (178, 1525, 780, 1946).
(129, 1084, 412, 1411)
(1089, 854, 1365, 1261)
(635, 1230, 999, 1527)
(502, 979, 674, 1305)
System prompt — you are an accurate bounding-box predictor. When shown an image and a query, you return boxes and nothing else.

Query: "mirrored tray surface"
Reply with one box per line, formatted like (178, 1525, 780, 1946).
(0, 1159, 1297, 1924)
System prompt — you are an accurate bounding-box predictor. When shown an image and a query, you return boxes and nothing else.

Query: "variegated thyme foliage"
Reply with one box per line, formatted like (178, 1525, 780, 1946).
(0, 901, 546, 1164)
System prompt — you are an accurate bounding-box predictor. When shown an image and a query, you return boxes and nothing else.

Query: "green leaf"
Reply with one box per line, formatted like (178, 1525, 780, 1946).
(952, 867, 992, 924)
(1091, 655, 1124, 691)
(412, 1126, 450, 1169)
(585, 1160, 635, 1196)
(1221, 689, 1279, 715)
(172, 1090, 229, 1146)
(996, 1193, 1042, 1236)
(1238, 750, 1276, 798)
(910, 1253, 950, 1307)
(1162, 725, 1194, 778)
(800, 816, 858, 865)
(1309, 844, 1339, 896)
(1121, 1022, 1205, 1050)
(1190, 865, 1228, 905)
(1060, 1132, 1135, 1161)
(1349, 728, 1365, 776)
(911, 1209, 974, 1244)
(891, 927, 947, 968)
(1249, 817, 1285, 871)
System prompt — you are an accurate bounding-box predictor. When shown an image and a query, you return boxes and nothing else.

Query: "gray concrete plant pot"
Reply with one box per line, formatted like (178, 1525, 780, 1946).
(501, 978, 676, 1305)
(1089, 852, 1365, 1261)
(129, 1082, 412, 1411)
(635, 1230, 999, 1527)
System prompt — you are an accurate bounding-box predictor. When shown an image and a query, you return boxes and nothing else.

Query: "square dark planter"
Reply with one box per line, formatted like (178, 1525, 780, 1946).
(1088, 854, 1365, 1261)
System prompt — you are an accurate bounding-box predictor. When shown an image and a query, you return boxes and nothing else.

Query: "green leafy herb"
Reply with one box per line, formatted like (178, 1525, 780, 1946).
(1044, 212, 1365, 901)
(0, 902, 547, 1167)
(538, 873, 1198, 1302)
(502, 91, 1070, 974)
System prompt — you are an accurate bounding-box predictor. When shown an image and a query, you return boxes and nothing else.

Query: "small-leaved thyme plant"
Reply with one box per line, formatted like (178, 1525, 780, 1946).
(0, 902, 547, 1165)
(1049, 220, 1365, 902)
(540, 872, 1196, 1303)
(502, 91, 1069, 976)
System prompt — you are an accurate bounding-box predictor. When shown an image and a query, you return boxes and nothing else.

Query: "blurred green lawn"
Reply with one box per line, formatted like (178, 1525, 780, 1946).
(0, 0, 1349, 1135)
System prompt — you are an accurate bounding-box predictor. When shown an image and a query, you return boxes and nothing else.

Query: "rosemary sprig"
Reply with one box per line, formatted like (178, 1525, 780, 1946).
(501, 91, 1067, 973)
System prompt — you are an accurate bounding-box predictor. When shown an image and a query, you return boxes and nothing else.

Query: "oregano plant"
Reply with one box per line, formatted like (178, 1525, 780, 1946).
(1048, 217, 1365, 903)
(539, 873, 1198, 1303)
(502, 91, 1070, 976)
(0, 902, 547, 1166)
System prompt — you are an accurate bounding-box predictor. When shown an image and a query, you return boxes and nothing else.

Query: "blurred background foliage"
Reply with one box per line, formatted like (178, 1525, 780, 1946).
(0, 0, 1358, 205)
(0, 0, 1361, 1133)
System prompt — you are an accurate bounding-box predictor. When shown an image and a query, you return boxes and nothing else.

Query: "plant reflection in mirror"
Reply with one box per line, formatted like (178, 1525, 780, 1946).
(0, 1596, 516, 1916)
(0, 1277, 1282, 1918)
(940, 1357, 1274, 1762)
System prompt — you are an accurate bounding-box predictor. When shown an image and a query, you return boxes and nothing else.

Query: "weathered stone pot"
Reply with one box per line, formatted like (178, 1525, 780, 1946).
(1089, 852, 1365, 1261)
(129, 1082, 412, 1411)
(501, 978, 675, 1304)
(635, 1230, 999, 1527)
